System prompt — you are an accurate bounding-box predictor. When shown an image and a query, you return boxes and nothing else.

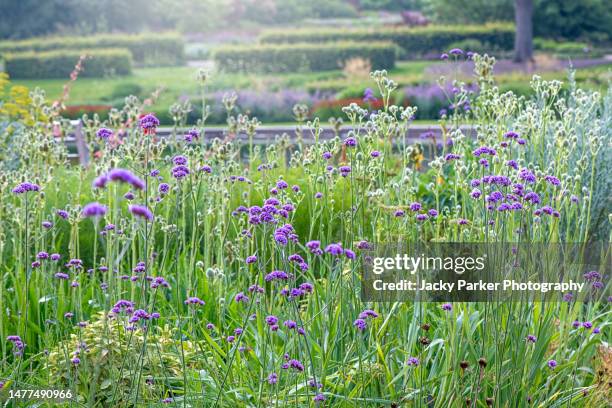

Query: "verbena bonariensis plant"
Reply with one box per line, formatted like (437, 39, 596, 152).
(0, 53, 610, 407)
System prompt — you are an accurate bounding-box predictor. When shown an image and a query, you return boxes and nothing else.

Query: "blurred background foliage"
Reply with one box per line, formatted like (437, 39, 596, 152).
(0, 0, 610, 42)
(1, 0, 610, 125)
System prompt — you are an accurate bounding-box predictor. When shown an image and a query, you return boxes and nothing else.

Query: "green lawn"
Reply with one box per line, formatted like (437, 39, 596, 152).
(14, 60, 610, 102)
(10, 59, 610, 123)
(12, 66, 349, 106)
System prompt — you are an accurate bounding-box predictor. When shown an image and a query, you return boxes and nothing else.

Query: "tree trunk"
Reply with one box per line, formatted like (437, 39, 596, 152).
(514, 0, 534, 63)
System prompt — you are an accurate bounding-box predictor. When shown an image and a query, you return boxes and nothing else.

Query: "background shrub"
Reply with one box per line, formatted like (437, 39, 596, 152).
(533, 38, 600, 57)
(259, 23, 515, 59)
(109, 82, 144, 100)
(4, 48, 132, 79)
(447, 39, 488, 54)
(0, 33, 184, 66)
(214, 42, 396, 73)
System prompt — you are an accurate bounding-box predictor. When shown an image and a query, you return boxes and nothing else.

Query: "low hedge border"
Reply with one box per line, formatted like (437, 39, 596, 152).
(4, 48, 132, 79)
(259, 23, 515, 58)
(214, 41, 396, 73)
(0, 33, 184, 66)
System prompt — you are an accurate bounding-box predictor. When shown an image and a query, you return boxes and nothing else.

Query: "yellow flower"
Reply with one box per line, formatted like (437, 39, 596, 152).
(0, 77, 41, 125)
(414, 152, 424, 170)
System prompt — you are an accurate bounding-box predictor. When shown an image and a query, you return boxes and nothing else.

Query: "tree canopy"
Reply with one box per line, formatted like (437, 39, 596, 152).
(0, 0, 609, 42)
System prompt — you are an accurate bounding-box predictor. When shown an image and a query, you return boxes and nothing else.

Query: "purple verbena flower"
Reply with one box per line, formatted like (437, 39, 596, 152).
(97, 127, 113, 139)
(325, 243, 343, 256)
(407, 357, 420, 366)
(12, 182, 40, 194)
(129, 204, 153, 221)
(354, 318, 367, 331)
(184, 297, 205, 306)
(82, 202, 107, 218)
(139, 113, 160, 133)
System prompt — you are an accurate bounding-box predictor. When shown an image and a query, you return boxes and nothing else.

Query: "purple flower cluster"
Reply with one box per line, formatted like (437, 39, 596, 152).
(7, 335, 25, 356)
(56, 209, 69, 219)
(265, 270, 291, 282)
(407, 357, 420, 366)
(82, 202, 107, 218)
(267, 372, 278, 384)
(306, 240, 323, 255)
(363, 88, 376, 103)
(139, 113, 160, 133)
(344, 136, 357, 147)
(445, 153, 461, 161)
(282, 358, 304, 372)
(111, 300, 135, 314)
(240, 198, 296, 226)
(273, 224, 298, 246)
(354, 309, 380, 331)
(518, 168, 536, 184)
(129, 204, 153, 221)
(472, 146, 497, 157)
(184, 297, 205, 306)
(12, 182, 40, 194)
(172, 164, 190, 179)
(184, 129, 199, 143)
(128, 309, 158, 324)
(583, 271, 601, 281)
(150, 276, 170, 289)
(94, 168, 145, 191)
(96, 127, 113, 140)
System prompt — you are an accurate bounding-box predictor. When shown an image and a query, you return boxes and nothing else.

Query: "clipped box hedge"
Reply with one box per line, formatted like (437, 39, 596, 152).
(259, 23, 515, 58)
(214, 41, 396, 73)
(4, 48, 132, 79)
(0, 33, 184, 66)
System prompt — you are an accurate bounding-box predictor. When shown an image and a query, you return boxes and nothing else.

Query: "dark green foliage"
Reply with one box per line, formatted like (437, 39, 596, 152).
(425, 0, 515, 25)
(214, 42, 396, 73)
(426, 0, 611, 43)
(0, 0, 358, 40)
(533, 0, 612, 42)
(259, 23, 515, 58)
(357, 0, 426, 11)
(4, 49, 132, 79)
(0, 0, 169, 40)
(0, 0, 78, 40)
(0, 33, 185, 66)
(227, 0, 359, 23)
